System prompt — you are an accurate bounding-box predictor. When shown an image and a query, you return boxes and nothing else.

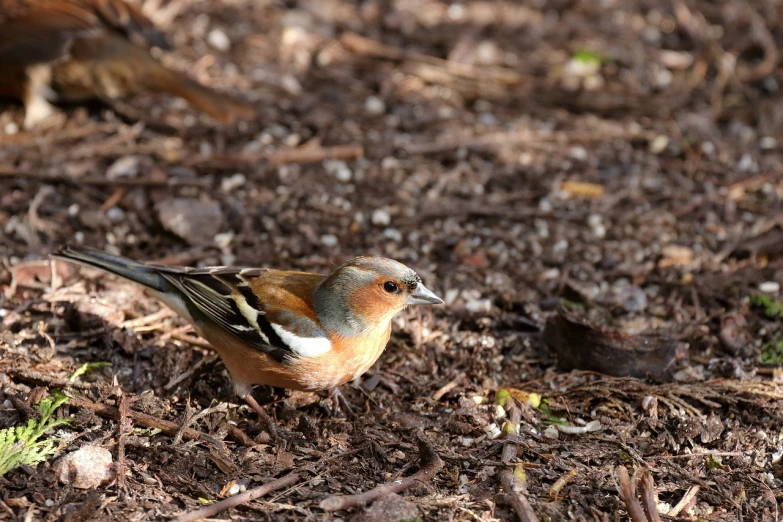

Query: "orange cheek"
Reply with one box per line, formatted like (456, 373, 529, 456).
(349, 286, 396, 323)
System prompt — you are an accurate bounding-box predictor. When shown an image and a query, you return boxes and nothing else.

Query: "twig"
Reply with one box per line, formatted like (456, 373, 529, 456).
(116, 390, 136, 489)
(340, 32, 523, 85)
(668, 486, 699, 517)
(184, 143, 364, 170)
(0, 166, 210, 187)
(319, 432, 443, 511)
(173, 473, 300, 522)
(432, 374, 462, 401)
(500, 472, 539, 522)
(65, 395, 251, 449)
(615, 467, 649, 522)
(498, 404, 540, 522)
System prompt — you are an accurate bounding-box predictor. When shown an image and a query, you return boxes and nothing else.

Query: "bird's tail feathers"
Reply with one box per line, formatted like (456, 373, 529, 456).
(51, 245, 166, 292)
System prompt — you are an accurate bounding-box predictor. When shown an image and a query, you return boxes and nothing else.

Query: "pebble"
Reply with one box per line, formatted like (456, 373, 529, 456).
(321, 234, 338, 247)
(214, 232, 234, 249)
(156, 198, 224, 246)
(568, 146, 588, 161)
(4, 122, 19, 135)
(759, 281, 780, 294)
(221, 173, 246, 193)
(207, 28, 231, 51)
(228, 483, 241, 496)
(649, 135, 669, 154)
(364, 96, 386, 115)
(760, 137, 778, 150)
(543, 425, 559, 439)
(371, 209, 391, 226)
(56, 446, 115, 489)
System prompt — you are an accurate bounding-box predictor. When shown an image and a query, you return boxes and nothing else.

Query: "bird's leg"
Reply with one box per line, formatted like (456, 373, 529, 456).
(327, 387, 357, 420)
(243, 394, 291, 442)
(23, 64, 58, 129)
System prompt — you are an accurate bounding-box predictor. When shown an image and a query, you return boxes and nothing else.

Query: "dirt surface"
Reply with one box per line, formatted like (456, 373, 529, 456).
(2, 0, 783, 520)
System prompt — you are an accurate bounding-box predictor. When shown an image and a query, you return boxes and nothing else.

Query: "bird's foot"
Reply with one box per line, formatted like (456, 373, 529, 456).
(243, 394, 296, 443)
(325, 387, 357, 420)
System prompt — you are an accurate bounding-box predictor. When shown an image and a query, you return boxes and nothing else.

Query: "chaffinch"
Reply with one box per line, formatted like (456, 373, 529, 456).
(51, 246, 443, 436)
(0, 0, 255, 128)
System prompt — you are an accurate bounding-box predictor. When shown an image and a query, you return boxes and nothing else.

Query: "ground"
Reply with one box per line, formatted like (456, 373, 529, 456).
(1, 0, 783, 521)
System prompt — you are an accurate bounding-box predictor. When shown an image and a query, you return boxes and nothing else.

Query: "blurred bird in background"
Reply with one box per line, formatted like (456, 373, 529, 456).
(0, 0, 256, 128)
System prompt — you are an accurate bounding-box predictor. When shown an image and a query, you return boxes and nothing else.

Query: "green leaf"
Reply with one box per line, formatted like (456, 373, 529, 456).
(0, 394, 70, 476)
(751, 294, 783, 318)
(69, 362, 111, 383)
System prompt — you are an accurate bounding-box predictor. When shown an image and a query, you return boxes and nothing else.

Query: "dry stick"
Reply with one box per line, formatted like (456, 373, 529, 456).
(340, 32, 523, 84)
(0, 166, 209, 187)
(499, 404, 540, 522)
(319, 433, 444, 511)
(65, 395, 251, 449)
(615, 466, 649, 522)
(172, 472, 301, 522)
(116, 391, 135, 489)
(668, 486, 699, 517)
(184, 143, 364, 170)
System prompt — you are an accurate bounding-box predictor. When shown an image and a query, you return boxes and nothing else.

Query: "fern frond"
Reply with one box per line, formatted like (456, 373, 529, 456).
(0, 394, 70, 476)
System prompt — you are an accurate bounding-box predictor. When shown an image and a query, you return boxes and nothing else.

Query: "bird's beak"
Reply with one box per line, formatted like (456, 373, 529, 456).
(406, 284, 444, 305)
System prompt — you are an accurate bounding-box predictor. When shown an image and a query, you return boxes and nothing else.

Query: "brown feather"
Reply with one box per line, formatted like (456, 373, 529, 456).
(0, 0, 255, 126)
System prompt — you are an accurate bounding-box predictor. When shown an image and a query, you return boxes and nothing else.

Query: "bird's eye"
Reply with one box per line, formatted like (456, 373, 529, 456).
(383, 281, 400, 293)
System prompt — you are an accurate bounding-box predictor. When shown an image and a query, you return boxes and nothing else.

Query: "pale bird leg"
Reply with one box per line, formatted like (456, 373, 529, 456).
(328, 387, 357, 420)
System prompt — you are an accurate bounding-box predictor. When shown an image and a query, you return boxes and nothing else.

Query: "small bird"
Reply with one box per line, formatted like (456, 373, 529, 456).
(51, 246, 443, 437)
(0, 0, 255, 128)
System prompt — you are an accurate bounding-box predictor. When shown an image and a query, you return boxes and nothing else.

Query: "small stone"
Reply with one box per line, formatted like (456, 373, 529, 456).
(568, 146, 588, 161)
(364, 96, 386, 115)
(371, 209, 391, 226)
(214, 232, 234, 249)
(649, 135, 669, 154)
(156, 198, 224, 246)
(321, 234, 338, 247)
(760, 137, 777, 150)
(221, 173, 246, 193)
(759, 281, 780, 294)
(228, 483, 241, 496)
(543, 425, 559, 439)
(335, 166, 352, 182)
(383, 228, 402, 242)
(56, 446, 114, 489)
(4, 122, 19, 135)
(350, 494, 420, 522)
(106, 207, 125, 223)
(106, 155, 151, 179)
(207, 28, 231, 51)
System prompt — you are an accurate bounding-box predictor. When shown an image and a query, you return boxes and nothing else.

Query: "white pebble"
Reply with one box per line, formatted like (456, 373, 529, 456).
(335, 166, 352, 182)
(221, 173, 246, 193)
(214, 232, 234, 249)
(760, 137, 778, 150)
(649, 135, 669, 154)
(106, 207, 125, 223)
(568, 146, 588, 161)
(759, 281, 780, 294)
(228, 483, 241, 496)
(543, 425, 560, 439)
(364, 96, 386, 115)
(371, 209, 391, 226)
(321, 234, 338, 247)
(207, 28, 231, 51)
(383, 228, 402, 242)
(484, 424, 502, 440)
(68, 204, 80, 217)
(4, 122, 19, 135)
(56, 446, 114, 489)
